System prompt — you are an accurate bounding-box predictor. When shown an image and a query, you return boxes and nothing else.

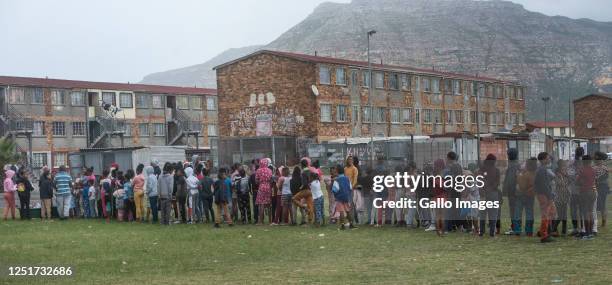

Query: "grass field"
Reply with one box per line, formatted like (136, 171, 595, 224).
(1, 206, 611, 285)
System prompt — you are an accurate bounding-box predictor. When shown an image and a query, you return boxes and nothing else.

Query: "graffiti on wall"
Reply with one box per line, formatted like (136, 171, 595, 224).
(229, 92, 304, 136)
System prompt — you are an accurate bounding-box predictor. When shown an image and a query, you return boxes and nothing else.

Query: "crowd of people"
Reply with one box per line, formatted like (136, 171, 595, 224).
(2, 147, 609, 243)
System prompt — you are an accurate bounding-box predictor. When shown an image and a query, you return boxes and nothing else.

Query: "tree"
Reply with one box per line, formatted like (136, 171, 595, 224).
(0, 138, 20, 172)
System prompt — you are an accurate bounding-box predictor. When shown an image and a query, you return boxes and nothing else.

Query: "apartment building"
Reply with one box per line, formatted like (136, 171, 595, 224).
(0, 76, 218, 174)
(526, 121, 575, 138)
(215, 50, 526, 142)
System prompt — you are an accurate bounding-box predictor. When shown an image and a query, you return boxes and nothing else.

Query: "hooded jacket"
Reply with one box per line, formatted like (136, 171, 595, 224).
(157, 172, 174, 199)
(185, 167, 200, 194)
(15, 172, 34, 194)
(145, 166, 158, 197)
(3, 170, 17, 193)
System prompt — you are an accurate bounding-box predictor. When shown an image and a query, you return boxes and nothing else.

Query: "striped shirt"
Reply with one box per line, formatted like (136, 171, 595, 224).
(54, 172, 72, 195)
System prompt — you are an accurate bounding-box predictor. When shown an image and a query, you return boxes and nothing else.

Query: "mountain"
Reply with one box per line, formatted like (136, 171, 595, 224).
(141, 0, 612, 121)
(140, 45, 263, 88)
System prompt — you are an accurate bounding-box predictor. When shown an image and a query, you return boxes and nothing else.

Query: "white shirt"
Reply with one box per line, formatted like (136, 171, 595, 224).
(310, 180, 323, 199)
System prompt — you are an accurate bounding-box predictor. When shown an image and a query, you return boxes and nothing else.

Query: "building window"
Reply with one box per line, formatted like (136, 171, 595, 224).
(350, 69, 358, 86)
(362, 71, 370, 87)
(374, 72, 384, 89)
(139, 123, 149, 136)
(336, 105, 348, 122)
(136, 94, 149, 108)
(102, 92, 115, 105)
(191, 96, 202, 109)
(32, 153, 48, 168)
(547, 127, 554, 135)
(390, 73, 399, 90)
(206, 97, 217, 111)
(453, 80, 461, 95)
(423, 109, 432, 124)
(152, 95, 163, 108)
(52, 122, 65, 136)
(319, 65, 331, 85)
(53, 152, 67, 168)
(415, 76, 421, 92)
(30, 88, 44, 104)
(352, 105, 360, 122)
(432, 78, 440, 94)
(320, 104, 332, 122)
(455, 110, 463, 124)
(471, 82, 477, 97)
(446, 110, 453, 124)
(363, 106, 371, 123)
(560, 127, 566, 136)
(118, 93, 132, 108)
(390, 108, 400, 124)
(401, 74, 411, 91)
(443, 80, 452, 94)
(176, 96, 189, 109)
(123, 123, 132, 136)
(511, 113, 518, 125)
(433, 109, 442, 124)
(402, 108, 412, 123)
(70, 91, 86, 106)
(518, 113, 525, 125)
(32, 121, 45, 136)
(375, 107, 385, 123)
(470, 111, 476, 124)
(497, 113, 504, 125)
(51, 90, 65, 105)
(153, 123, 165, 136)
(489, 112, 497, 125)
(336, 68, 346, 85)
(465, 82, 472, 96)
(415, 109, 420, 123)
(517, 88, 524, 100)
(207, 124, 218, 137)
(72, 122, 86, 136)
(422, 77, 431, 92)
(8, 88, 26, 104)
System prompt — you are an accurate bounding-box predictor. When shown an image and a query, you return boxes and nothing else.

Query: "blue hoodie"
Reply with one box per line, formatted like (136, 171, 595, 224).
(332, 174, 351, 203)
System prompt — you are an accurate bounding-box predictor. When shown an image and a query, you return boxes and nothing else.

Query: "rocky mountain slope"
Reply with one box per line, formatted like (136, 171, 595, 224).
(141, 0, 612, 120)
(140, 45, 262, 88)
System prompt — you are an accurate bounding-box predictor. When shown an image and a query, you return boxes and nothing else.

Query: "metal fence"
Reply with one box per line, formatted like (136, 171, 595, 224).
(218, 136, 298, 167)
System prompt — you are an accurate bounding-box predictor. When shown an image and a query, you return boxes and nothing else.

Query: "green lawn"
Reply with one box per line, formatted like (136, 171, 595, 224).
(1, 210, 610, 285)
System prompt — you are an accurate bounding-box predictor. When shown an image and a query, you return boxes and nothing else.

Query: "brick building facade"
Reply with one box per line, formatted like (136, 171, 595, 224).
(215, 50, 526, 143)
(573, 93, 612, 138)
(0, 76, 218, 174)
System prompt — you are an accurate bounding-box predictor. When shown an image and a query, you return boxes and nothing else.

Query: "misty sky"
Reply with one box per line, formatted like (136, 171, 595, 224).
(1, 0, 610, 84)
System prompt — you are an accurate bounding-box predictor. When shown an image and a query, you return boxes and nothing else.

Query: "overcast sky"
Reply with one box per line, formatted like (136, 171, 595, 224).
(1, 0, 610, 83)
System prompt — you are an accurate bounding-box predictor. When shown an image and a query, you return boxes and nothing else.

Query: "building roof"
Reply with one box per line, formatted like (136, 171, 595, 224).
(214, 49, 520, 85)
(0, 75, 217, 96)
(526, 121, 574, 128)
(573, 93, 612, 103)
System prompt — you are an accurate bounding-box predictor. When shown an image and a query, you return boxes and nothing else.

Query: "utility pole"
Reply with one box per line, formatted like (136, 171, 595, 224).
(542, 96, 551, 152)
(367, 30, 376, 165)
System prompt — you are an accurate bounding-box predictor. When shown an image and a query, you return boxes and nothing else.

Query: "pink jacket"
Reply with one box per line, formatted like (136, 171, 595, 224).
(3, 170, 16, 193)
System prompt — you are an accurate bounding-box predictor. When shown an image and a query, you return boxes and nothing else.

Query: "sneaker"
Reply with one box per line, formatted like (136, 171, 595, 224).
(270, 223, 278, 226)
(540, 236, 554, 243)
(425, 225, 437, 232)
(580, 235, 594, 240)
(503, 230, 515, 235)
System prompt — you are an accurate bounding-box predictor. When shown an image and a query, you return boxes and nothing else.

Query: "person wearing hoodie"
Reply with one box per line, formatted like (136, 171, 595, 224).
(133, 164, 146, 222)
(175, 168, 188, 223)
(54, 165, 73, 220)
(503, 148, 520, 235)
(157, 163, 174, 225)
(144, 165, 159, 223)
(255, 159, 273, 225)
(38, 168, 54, 220)
(331, 165, 355, 230)
(185, 167, 200, 224)
(15, 168, 34, 220)
(3, 169, 17, 220)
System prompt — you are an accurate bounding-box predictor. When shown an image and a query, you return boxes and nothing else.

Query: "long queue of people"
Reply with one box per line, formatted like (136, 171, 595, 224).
(2, 148, 609, 243)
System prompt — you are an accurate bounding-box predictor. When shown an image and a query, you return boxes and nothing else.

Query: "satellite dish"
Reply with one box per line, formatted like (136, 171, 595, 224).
(311, 85, 319, 96)
(587, 122, 593, 129)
